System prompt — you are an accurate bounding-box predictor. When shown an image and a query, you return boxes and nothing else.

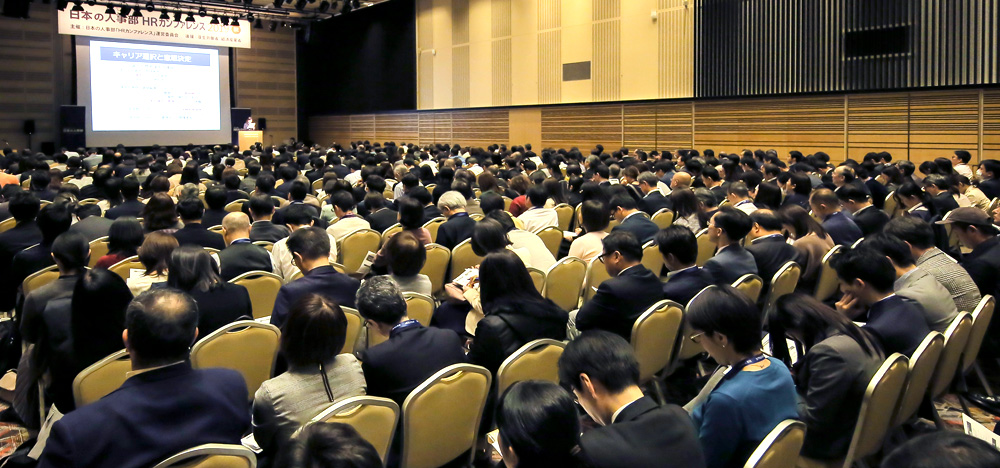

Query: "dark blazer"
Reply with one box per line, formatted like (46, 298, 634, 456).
(272, 201, 320, 226)
(851, 205, 890, 237)
(704, 245, 758, 286)
(435, 213, 476, 250)
(105, 200, 145, 220)
(0, 221, 42, 310)
(780, 193, 810, 210)
(189, 283, 253, 338)
(270, 265, 360, 328)
(979, 178, 1000, 200)
(745, 235, 803, 288)
(225, 189, 250, 205)
(69, 216, 114, 241)
(173, 223, 226, 250)
(37, 363, 249, 468)
(249, 220, 291, 243)
(612, 213, 660, 244)
(358, 324, 467, 406)
(576, 265, 664, 340)
(468, 298, 568, 376)
(579, 396, 706, 468)
(821, 211, 863, 247)
(863, 295, 931, 357)
(928, 192, 959, 217)
(961, 236, 1000, 299)
(12, 244, 55, 308)
(202, 208, 228, 228)
(639, 191, 671, 216)
(218, 241, 273, 281)
(662, 267, 714, 306)
(865, 179, 890, 210)
(422, 205, 443, 223)
(366, 207, 399, 234)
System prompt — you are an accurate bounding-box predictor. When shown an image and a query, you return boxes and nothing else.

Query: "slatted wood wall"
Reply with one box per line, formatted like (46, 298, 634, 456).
(310, 87, 1000, 164)
(0, 5, 59, 151)
(234, 27, 298, 146)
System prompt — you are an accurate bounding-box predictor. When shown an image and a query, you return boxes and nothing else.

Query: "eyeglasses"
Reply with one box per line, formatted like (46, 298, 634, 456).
(597, 253, 607, 264)
(690, 332, 705, 344)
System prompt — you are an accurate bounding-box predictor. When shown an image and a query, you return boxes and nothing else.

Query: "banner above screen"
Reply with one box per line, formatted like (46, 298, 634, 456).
(58, 4, 251, 49)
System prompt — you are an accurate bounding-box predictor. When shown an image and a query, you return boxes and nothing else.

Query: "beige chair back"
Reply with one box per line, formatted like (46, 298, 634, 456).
(813, 245, 843, 302)
(73, 349, 131, 408)
(420, 243, 450, 294)
(732, 274, 764, 303)
(271, 196, 288, 208)
(630, 300, 684, 384)
(883, 191, 900, 218)
(695, 228, 715, 266)
(893, 332, 945, 426)
(251, 241, 273, 252)
(382, 223, 403, 245)
(0, 217, 16, 234)
(526, 267, 546, 294)
(312, 179, 324, 191)
(338, 229, 381, 273)
(229, 271, 283, 320)
(988, 197, 1000, 217)
(403, 293, 435, 326)
(928, 312, 974, 399)
(651, 208, 675, 229)
(109, 256, 144, 281)
(422, 217, 446, 243)
(762, 261, 801, 315)
(640, 240, 663, 277)
(449, 239, 483, 281)
(224, 200, 246, 213)
(677, 286, 713, 360)
(962, 295, 995, 373)
(208, 225, 224, 234)
(384, 188, 395, 200)
(496, 339, 565, 395)
(502, 196, 512, 212)
(533, 225, 562, 258)
(743, 420, 806, 468)
(554, 203, 574, 231)
(22, 265, 60, 297)
(401, 364, 492, 468)
(544, 256, 587, 311)
(341, 306, 364, 354)
(308, 396, 400, 464)
(78, 198, 100, 206)
(89, 236, 110, 268)
(152, 444, 257, 468)
(190, 321, 281, 401)
(583, 256, 612, 303)
(469, 213, 484, 221)
(841, 353, 909, 466)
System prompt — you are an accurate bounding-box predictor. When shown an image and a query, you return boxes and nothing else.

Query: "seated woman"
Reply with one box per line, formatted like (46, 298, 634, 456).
(94, 217, 144, 269)
(277, 422, 382, 468)
(495, 380, 582, 468)
(684, 285, 798, 468)
(568, 200, 610, 262)
(769, 293, 885, 462)
(382, 231, 432, 295)
(165, 246, 253, 338)
(126, 231, 177, 296)
(252, 293, 366, 462)
(778, 205, 835, 292)
(372, 197, 432, 274)
(669, 189, 703, 233)
(142, 192, 182, 233)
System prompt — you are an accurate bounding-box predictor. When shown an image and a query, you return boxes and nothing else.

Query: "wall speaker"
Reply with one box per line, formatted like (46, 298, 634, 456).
(23, 120, 35, 135)
(258, 117, 267, 130)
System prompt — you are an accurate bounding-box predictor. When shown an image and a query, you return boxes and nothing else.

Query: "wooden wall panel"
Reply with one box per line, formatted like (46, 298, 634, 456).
(451, 110, 510, 147)
(235, 29, 298, 146)
(624, 104, 658, 149)
(374, 114, 420, 144)
(654, 102, 694, 150)
(908, 90, 980, 163)
(846, 93, 910, 161)
(308, 116, 351, 146)
(983, 90, 1000, 158)
(541, 104, 622, 150)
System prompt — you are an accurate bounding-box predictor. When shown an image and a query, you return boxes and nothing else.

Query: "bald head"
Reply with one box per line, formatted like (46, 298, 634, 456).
(671, 172, 692, 189)
(125, 288, 199, 368)
(222, 212, 250, 244)
(809, 188, 840, 217)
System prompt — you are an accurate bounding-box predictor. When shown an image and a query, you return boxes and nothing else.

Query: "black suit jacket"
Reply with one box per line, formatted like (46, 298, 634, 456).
(864, 295, 931, 357)
(435, 213, 476, 250)
(189, 283, 253, 338)
(358, 325, 467, 406)
(0, 221, 42, 310)
(202, 208, 228, 228)
(822, 211, 863, 247)
(662, 267, 714, 306)
(866, 179, 890, 210)
(961, 236, 1000, 299)
(272, 201, 319, 226)
(579, 396, 705, 468)
(270, 266, 359, 328)
(745, 235, 804, 288)
(173, 223, 226, 250)
(780, 193, 810, 210)
(105, 200, 145, 220)
(218, 242, 273, 281)
(851, 205, 890, 237)
(69, 216, 114, 241)
(37, 363, 249, 468)
(576, 265, 664, 340)
(928, 192, 959, 217)
(979, 178, 1000, 200)
(422, 205, 443, 223)
(612, 213, 660, 244)
(367, 207, 399, 234)
(639, 192, 671, 216)
(249, 220, 290, 243)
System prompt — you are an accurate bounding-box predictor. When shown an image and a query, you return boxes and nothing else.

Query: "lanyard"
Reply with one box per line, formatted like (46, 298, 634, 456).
(721, 354, 767, 383)
(390, 319, 420, 336)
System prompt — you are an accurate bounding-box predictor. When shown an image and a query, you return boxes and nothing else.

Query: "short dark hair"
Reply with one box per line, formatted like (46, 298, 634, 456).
(126, 288, 199, 367)
(287, 226, 330, 261)
(656, 225, 697, 265)
(176, 198, 204, 221)
(713, 206, 753, 240)
(385, 231, 426, 277)
(120, 176, 140, 199)
(9, 191, 40, 222)
(278, 423, 382, 468)
(495, 381, 581, 467)
(788, 173, 811, 195)
(204, 186, 227, 210)
(281, 293, 347, 368)
(601, 230, 642, 262)
(288, 180, 309, 201)
(558, 330, 639, 393)
(330, 191, 356, 212)
(249, 194, 274, 217)
(860, 233, 915, 267)
(836, 185, 869, 203)
(51, 231, 90, 270)
(810, 188, 839, 208)
(953, 150, 972, 164)
(608, 194, 638, 212)
(283, 203, 316, 226)
(882, 431, 1000, 468)
(395, 196, 423, 230)
(727, 181, 750, 198)
(830, 246, 896, 293)
(687, 285, 762, 354)
(38, 203, 73, 244)
(471, 218, 511, 256)
(526, 185, 547, 208)
(355, 275, 407, 325)
(883, 216, 935, 250)
(580, 200, 610, 232)
(749, 209, 784, 232)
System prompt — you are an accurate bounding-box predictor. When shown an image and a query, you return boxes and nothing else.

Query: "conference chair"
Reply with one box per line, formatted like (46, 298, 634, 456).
(342, 306, 364, 354)
(449, 239, 482, 282)
(108, 255, 144, 282)
(307, 396, 400, 465)
(88, 236, 109, 268)
(762, 261, 800, 316)
(731, 274, 764, 304)
(495, 339, 566, 395)
(554, 203, 573, 231)
(926, 312, 974, 428)
(813, 245, 843, 302)
(640, 240, 663, 278)
(695, 228, 715, 267)
(533, 225, 562, 258)
(961, 295, 995, 395)
(425, 184, 436, 193)
(224, 200, 246, 213)
(369, 293, 436, 349)
(891, 332, 944, 427)
(676, 286, 713, 363)
(271, 196, 288, 208)
(381, 223, 403, 245)
(420, 243, 450, 294)
(743, 420, 806, 468)
(229, 271, 283, 320)
(312, 179, 323, 191)
(469, 213, 484, 221)
(208, 225, 224, 234)
(383, 188, 395, 200)
(544, 256, 587, 311)
(526, 266, 546, 294)
(400, 364, 491, 468)
(582, 256, 612, 304)
(338, 228, 381, 273)
(21, 265, 60, 297)
(651, 208, 675, 229)
(421, 217, 446, 243)
(152, 444, 257, 468)
(883, 191, 900, 218)
(630, 300, 684, 403)
(78, 198, 100, 206)
(0, 217, 15, 234)
(502, 196, 512, 212)
(190, 321, 281, 401)
(798, 353, 909, 468)
(251, 241, 273, 252)
(988, 197, 1000, 217)
(72, 349, 131, 408)
(573, 204, 582, 230)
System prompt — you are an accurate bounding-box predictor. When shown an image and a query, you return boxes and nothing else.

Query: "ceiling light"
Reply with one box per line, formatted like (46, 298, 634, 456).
(118, 5, 130, 16)
(209, 14, 219, 23)
(220, 15, 229, 25)
(253, 18, 262, 28)
(145, 1, 153, 11)
(159, 9, 168, 18)
(294, 0, 305, 10)
(104, 4, 115, 14)
(185, 12, 195, 21)
(131, 7, 141, 16)
(317, 0, 329, 12)
(173, 10, 181, 21)
(232, 15, 240, 24)
(246, 11, 254, 20)
(197, 6, 205, 16)
(71, 2, 85, 10)
(271, 0, 281, 7)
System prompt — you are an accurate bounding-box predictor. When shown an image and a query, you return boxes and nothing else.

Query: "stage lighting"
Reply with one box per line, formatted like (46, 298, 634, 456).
(159, 9, 168, 18)
(131, 7, 141, 16)
(85, 0, 95, 5)
(118, 5, 130, 16)
(268, 20, 276, 31)
(294, 0, 305, 11)
(247, 11, 254, 20)
(197, 6, 205, 16)
(220, 15, 229, 25)
(317, 0, 329, 12)
(209, 14, 218, 23)
(185, 12, 194, 21)
(271, 0, 281, 8)
(253, 18, 262, 28)
(173, 10, 181, 21)
(232, 16, 240, 24)
(71, 2, 85, 11)
(145, 1, 153, 11)
(104, 5, 115, 14)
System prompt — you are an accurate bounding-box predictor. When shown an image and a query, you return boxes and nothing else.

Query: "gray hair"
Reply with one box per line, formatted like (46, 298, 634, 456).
(437, 190, 467, 211)
(177, 183, 200, 202)
(356, 276, 407, 324)
(637, 172, 659, 187)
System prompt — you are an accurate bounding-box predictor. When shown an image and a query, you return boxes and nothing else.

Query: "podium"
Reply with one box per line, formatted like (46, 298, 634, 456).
(238, 131, 263, 149)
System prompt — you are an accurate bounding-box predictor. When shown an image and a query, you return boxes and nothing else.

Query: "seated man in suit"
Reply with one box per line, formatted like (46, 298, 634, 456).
(248, 194, 291, 244)
(270, 227, 360, 328)
(105, 176, 145, 220)
(810, 188, 863, 246)
(12, 202, 73, 309)
(355, 276, 466, 406)
(69, 204, 113, 241)
(558, 331, 706, 468)
(656, 225, 714, 306)
(703, 206, 758, 285)
(837, 185, 889, 236)
(218, 212, 275, 281)
(325, 191, 371, 241)
(831, 247, 930, 357)
(609, 194, 659, 245)
(571, 231, 663, 340)
(937, 207, 1000, 299)
(20, 231, 88, 345)
(923, 174, 960, 217)
(364, 192, 398, 234)
(517, 185, 560, 233)
(37, 288, 250, 468)
(726, 181, 758, 215)
(637, 172, 670, 216)
(201, 186, 229, 228)
(434, 190, 476, 250)
(272, 179, 320, 226)
(746, 209, 804, 289)
(780, 172, 812, 210)
(0, 191, 43, 310)
(172, 198, 226, 250)
(271, 204, 338, 283)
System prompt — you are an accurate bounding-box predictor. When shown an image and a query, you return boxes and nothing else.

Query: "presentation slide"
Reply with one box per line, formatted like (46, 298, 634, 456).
(76, 37, 233, 147)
